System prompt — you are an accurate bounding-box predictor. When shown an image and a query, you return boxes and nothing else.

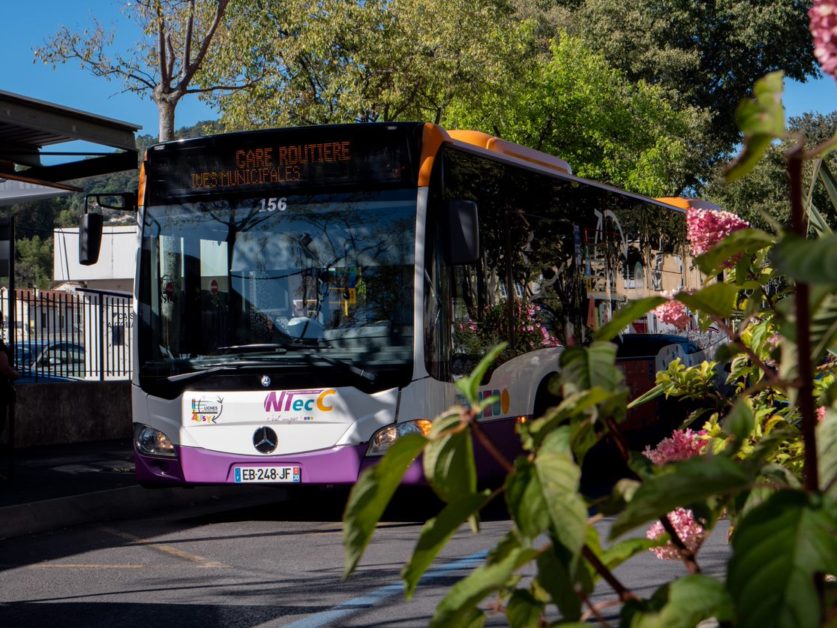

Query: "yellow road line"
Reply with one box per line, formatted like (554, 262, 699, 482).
(99, 526, 226, 569)
(30, 563, 144, 569)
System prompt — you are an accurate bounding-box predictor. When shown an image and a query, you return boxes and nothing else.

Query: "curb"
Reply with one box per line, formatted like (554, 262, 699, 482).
(0, 484, 286, 540)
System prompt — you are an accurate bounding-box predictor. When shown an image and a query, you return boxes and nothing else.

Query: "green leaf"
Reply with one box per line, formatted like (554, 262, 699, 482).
(506, 589, 543, 628)
(813, 161, 837, 234)
(626, 382, 665, 409)
(593, 296, 666, 342)
(402, 490, 491, 598)
(430, 532, 537, 628)
(455, 342, 508, 405)
(695, 228, 775, 276)
(728, 490, 837, 628)
(559, 342, 622, 397)
(343, 433, 427, 578)
(676, 283, 740, 319)
(723, 398, 755, 446)
(505, 458, 550, 539)
(536, 543, 582, 620)
(423, 416, 476, 503)
(536, 430, 587, 558)
(811, 291, 837, 361)
(610, 456, 751, 538)
(818, 409, 837, 502)
(601, 537, 661, 572)
(725, 71, 785, 183)
(771, 233, 837, 285)
(621, 575, 734, 628)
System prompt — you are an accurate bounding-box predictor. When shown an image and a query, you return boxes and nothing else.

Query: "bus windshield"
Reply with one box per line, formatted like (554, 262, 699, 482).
(138, 188, 416, 384)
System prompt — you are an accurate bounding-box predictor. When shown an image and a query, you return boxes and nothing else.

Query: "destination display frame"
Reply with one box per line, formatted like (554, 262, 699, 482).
(143, 123, 425, 205)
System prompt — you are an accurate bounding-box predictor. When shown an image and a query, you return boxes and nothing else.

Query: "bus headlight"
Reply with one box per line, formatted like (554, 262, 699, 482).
(366, 419, 432, 457)
(134, 424, 177, 458)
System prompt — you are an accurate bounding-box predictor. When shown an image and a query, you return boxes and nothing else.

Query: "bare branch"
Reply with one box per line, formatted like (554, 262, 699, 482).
(156, 0, 169, 87)
(183, 0, 195, 76)
(179, 0, 230, 90)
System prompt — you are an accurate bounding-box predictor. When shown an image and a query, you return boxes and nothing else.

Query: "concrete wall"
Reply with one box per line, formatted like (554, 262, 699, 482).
(12, 381, 132, 448)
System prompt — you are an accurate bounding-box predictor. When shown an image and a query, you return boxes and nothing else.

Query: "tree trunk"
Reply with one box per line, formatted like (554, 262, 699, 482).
(157, 98, 177, 142)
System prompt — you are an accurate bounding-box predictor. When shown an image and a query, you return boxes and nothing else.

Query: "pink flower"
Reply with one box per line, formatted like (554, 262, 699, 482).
(811, 1, 837, 80)
(646, 508, 707, 560)
(817, 406, 827, 423)
(643, 429, 707, 465)
(686, 207, 749, 257)
(653, 299, 691, 331)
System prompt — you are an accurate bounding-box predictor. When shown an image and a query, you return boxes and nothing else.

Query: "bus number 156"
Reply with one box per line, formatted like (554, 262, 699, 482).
(260, 197, 287, 212)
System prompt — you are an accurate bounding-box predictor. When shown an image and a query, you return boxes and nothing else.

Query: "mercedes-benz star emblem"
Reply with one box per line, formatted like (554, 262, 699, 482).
(253, 426, 278, 454)
(260, 375, 272, 388)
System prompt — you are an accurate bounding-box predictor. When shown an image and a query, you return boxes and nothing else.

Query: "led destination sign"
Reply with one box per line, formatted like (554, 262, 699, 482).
(144, 124, 423, 202)
(191, 141, 353, 190)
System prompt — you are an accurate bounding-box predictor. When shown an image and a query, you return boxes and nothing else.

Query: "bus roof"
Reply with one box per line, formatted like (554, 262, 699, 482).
(655, 197, 723, 211)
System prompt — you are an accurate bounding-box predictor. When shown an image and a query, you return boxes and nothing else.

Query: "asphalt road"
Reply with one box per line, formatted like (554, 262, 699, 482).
(0, 487, 731, 627)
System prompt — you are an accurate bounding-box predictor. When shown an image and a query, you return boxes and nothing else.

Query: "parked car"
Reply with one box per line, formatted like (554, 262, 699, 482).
(14, 340, 86, 382)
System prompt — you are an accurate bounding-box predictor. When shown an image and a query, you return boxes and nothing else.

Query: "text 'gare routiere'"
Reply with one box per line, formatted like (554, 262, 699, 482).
(190, 141, 353, 190)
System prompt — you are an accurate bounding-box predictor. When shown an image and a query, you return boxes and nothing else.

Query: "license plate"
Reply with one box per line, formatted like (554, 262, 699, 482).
(233, 465, 301, 483)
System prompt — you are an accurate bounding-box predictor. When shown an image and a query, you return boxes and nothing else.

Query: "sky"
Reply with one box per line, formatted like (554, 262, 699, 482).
(3, 1, 837, 141)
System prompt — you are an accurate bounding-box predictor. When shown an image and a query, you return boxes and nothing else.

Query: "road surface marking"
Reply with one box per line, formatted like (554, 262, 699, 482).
(30, 563, 144, 569)
(281, 549, 488, 628)
(99, 526, 226, 569)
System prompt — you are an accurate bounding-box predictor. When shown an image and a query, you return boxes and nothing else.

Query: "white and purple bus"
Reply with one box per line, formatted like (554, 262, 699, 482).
(82, 123, 698, 486)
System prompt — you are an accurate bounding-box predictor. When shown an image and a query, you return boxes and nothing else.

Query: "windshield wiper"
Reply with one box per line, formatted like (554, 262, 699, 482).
(304, 353, 377, 384)
(215, 343, 290, 355)
(166, 360, 270, 384)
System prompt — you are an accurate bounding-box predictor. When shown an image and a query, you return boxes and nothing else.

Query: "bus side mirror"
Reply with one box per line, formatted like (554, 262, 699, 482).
(80, 193, 137, 266)
(79, 212, 103, 266)
(446, 200, 479, 265)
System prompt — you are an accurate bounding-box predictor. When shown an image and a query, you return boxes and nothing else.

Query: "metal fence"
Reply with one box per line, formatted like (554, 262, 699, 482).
(0, 287, 133, 382)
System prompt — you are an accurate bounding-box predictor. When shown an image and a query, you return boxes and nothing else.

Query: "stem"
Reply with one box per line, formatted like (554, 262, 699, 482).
(604, 417, 701, 573)
(659, 515, 701, 574)
(582, 545, 636, 603)
(788, 148, 819, 493)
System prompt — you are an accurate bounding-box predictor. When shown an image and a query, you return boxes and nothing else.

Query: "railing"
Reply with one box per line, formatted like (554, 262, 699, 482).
(0, 287, 133, 382)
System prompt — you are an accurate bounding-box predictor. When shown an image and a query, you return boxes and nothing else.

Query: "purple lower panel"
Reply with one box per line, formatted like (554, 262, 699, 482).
(135, 443, 368, 486)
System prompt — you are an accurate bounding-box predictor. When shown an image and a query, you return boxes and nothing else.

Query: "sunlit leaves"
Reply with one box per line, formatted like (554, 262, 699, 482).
(727, 490, 837, 628)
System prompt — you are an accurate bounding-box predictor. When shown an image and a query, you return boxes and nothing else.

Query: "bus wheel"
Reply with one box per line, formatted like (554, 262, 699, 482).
(533, 373, 561, 419)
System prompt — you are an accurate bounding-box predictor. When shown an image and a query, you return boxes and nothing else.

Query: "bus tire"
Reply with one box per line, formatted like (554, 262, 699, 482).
(533, 373, 561, 419)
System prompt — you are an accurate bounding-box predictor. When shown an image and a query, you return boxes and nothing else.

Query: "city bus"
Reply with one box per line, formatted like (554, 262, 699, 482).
(81, 123, 700, 486)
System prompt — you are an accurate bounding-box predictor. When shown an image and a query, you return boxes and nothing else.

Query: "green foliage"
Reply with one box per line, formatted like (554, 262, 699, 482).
(727, 490, 837, 628)
(621, 575, 734, 628)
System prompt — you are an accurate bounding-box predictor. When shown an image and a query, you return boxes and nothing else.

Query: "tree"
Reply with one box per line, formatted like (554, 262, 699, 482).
(705, 111, 837, 229)
(547, 0, 819, 178)
(35, 0, 258, 141)
(444, 35, 709, 196)
(209, 0, 516, 128)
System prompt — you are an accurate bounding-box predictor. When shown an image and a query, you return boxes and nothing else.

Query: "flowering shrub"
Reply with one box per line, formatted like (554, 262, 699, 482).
(646, 508, 707, 560)
(642, 428, 707, 465)
(653, 298, 691, 330)
(810, 0, 837, 80)
(343, 61, 836, 628)
(686, 206, 750, 257)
